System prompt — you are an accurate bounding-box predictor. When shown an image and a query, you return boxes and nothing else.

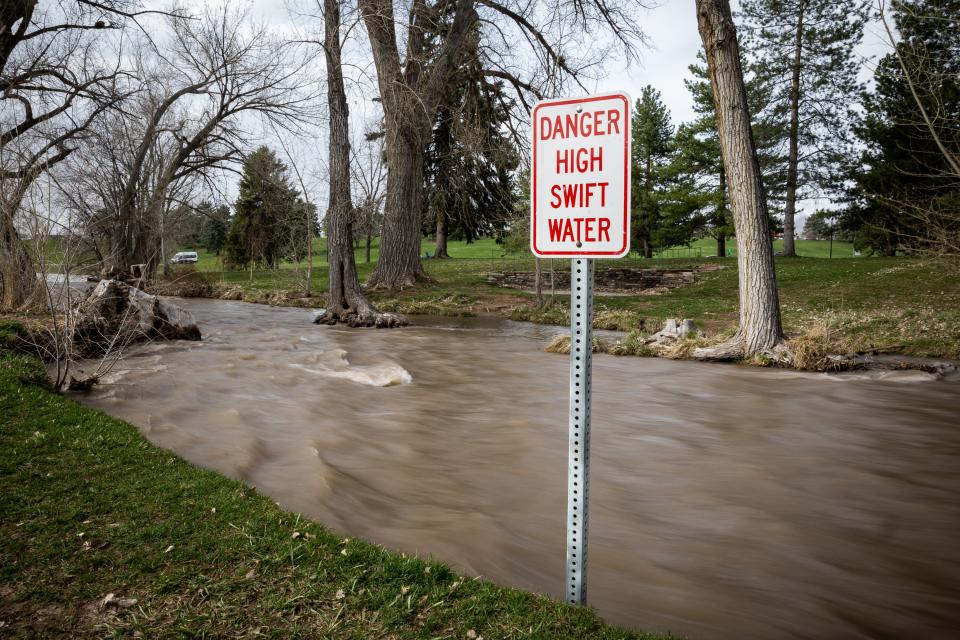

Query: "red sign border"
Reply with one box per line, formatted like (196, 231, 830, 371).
(531, 92, 631, 258)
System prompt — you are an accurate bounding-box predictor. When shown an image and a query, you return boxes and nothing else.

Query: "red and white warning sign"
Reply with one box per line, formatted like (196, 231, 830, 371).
(530, 92, 631, 258)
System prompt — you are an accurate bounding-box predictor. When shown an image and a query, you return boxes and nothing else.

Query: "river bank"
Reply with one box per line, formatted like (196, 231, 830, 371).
(0, 351, 671, 639)
(145, 254, 960, 372)
(4, 253, 959, 377)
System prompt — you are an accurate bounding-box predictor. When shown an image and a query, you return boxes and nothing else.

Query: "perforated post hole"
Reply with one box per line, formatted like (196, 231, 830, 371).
(566, 258, 593, 605)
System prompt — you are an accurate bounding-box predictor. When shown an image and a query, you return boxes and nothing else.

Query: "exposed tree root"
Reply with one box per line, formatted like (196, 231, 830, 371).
(67, 375, 99, 392)
(314, 304, 407, 328)
(692, 335, 794, 366)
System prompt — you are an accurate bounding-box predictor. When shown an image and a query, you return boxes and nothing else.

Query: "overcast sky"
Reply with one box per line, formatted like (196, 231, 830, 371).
(550, 0, 888, 126)
(585, 0, 706, 125)
(232, 0, 892, 226)
(245, 0, 887, 123)
(250, 0, 714, 125)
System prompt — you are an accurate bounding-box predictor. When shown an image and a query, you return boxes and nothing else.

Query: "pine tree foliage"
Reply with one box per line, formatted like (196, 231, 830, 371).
(224, 146, 308, 269)
(739, 0, 870, 251)
(630, 86, 705, 256)
(670, 55, 786, 255)
(844, 0, 960, 255)
(199, 204, 231, 256)
(422, 5, 518, 255)
(502, 166, 532, 255)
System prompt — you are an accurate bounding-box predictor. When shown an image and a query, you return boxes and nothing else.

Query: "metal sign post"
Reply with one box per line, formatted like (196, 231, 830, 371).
(529, 91, 630, 607)
(566, 257, 594, 604)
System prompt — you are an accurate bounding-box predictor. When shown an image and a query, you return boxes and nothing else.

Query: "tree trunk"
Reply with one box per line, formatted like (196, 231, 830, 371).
(366, 132, 428, 288)
(109, 212, 155, 278)
(315, 0, 403, 327)
(717, 167, 728, 257)
(694, 0, 789, 362)
(358, 0, 477, 290)
(161, 228, 170, 277)
(434, 211, 450, 258)
(782, 0, 805, 258)
(365, 233, 372, 263)
(305, 205, 313, 296)
(0, 209, 36, 310)
(643, 157, 654, 260)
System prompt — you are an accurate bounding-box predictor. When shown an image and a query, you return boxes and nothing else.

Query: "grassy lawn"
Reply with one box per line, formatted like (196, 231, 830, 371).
(188, 237, 516, 273)
(185, 236, 857, 272)
(654, 237, 857, 259)
(175, 238, 960, 360)
(0, 352, 674, 639)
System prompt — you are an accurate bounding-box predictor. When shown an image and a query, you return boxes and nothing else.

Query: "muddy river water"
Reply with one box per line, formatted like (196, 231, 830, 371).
(74, 298, 960, 639)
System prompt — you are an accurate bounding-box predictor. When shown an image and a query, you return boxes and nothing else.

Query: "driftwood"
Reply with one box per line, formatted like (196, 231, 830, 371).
(825, 354, 957, 378)
(73, 279, 201, 358)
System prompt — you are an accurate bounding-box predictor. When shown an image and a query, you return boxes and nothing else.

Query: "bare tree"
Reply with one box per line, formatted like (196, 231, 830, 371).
(71, 4, 317, 278)
(358, 0, 650, 289)
(351, 131, 386, 264)
(18, 172, 188, 393)
(0, 0, 137, 309)
(693, 0, 789, 361)
(65, 102, 206, 279)
(315, 0, 401, 326)
(358, 0, 478, 288)
(272, 126, 322, 297)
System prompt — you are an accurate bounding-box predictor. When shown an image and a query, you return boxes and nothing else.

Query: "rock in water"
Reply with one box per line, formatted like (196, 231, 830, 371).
(648, 318, 698, 345)
(73, 279, 201, 356)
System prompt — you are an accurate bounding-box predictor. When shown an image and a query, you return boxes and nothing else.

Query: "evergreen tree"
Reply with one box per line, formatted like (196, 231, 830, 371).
(803, 209, 853, 242)
(224, 146, 303, 269)
(844, 0, 960, 255)
(740, 0, 870, 255)
(421, 4, 518, 257)
(199, 204, 231, 256)
(631, 85, 692, 258)
(669, 120, 725, 254)
(671, 54, 786, 257)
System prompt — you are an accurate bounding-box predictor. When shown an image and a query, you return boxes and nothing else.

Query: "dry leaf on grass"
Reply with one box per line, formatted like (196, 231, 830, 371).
(101, 593, 137, 608)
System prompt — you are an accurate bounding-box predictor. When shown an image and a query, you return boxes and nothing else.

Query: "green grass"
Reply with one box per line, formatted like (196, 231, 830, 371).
(186, 237, 519, 273)
(655, 237, 857, 259)
(186, 237, 526, 299)
(0, 352, 674, 638)
(186, 236, 855, 271)
(516, 257, 959, 358)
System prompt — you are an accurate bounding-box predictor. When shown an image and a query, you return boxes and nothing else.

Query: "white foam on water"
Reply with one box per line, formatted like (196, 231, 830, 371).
(828, 369, 940, 383)
(289, 349, 412, 387)
(772, 368, 942, 383)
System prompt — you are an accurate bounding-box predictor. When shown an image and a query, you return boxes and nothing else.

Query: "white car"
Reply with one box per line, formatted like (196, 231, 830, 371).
(171, 251, 199, 264)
